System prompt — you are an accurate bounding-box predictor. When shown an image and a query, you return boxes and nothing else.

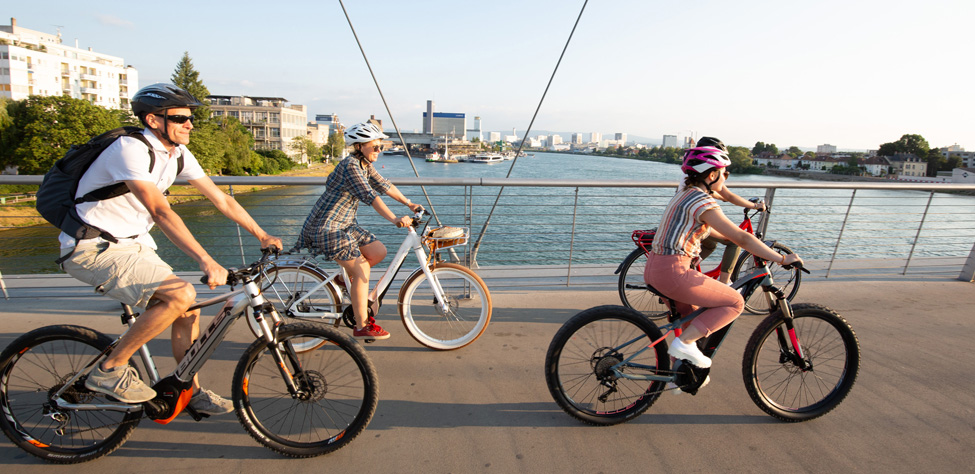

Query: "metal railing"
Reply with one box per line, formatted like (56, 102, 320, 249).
(2, 176, 974, 287)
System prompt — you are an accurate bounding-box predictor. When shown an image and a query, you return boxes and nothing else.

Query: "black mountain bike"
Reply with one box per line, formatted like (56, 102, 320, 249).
(546, 256, 858, 425)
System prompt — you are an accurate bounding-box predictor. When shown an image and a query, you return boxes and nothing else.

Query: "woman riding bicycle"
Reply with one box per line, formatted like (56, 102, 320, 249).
(679, 137, 765, 284)
(646, 145, 802, 387)
(294, 121, 423, 340)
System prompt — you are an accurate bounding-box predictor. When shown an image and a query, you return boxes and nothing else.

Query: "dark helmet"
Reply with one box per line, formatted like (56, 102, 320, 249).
(131, 83, 203, 121)
(696, 136, 728, 153)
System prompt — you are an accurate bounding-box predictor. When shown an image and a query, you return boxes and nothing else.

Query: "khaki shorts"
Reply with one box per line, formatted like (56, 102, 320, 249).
(61, 242, 173, 309)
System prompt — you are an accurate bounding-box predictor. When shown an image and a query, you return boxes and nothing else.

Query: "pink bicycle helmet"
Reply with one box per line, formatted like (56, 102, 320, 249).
(681, 146, 732, 174)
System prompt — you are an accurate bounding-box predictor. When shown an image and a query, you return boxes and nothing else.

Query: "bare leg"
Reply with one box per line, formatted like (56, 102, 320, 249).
(336, 256, 373, 330)
(358, 241, 387, 306)
(171, 308, 202, 391)
(102, 274, 196, 370)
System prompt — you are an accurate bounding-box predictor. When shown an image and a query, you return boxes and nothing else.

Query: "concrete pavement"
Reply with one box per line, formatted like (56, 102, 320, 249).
(0, 276, 973, 473)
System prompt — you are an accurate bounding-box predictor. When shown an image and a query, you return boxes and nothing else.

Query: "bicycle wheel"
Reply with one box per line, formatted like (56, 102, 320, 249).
(254, 263, 341, 352)
(742, 303, 859, 422)
(0, 325, 142, 463)
(545, 305, 669, 426)
(617, 248, 669, 320)
(732, 242, 801, 315)
(233, 322, 378, 457)
(398, 262, 491, 350)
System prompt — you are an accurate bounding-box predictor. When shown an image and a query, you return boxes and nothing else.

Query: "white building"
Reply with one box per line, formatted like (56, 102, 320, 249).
(590, 132, 602, 143)
(0, 18, 138, 109)
(662, 135, 678, 148)
(614, 132, 627, 145)
(209, 95, 309, 161)
(817, 144, 838, 154)
(487, 131, 501, 143)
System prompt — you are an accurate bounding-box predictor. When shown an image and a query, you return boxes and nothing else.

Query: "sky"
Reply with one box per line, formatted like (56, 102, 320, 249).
(7, 0, 974, 151)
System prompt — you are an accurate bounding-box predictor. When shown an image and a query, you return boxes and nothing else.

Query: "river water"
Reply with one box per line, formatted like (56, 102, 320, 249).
(2, 152, 973, 274)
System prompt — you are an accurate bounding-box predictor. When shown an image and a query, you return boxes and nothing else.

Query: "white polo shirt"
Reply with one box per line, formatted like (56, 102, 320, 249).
(59, 129, 207, 250)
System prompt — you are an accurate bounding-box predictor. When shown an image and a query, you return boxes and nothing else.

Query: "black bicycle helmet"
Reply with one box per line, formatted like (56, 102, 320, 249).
(696, 136, 728, 153)
(131, 83, 203, 122)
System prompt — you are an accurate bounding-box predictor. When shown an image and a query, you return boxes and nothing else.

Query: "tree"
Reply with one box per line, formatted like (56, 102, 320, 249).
(4, 96, 122, 174)
(324, 131, 345, 161)
(728, 146, 757, 173)
(0, 97, 14, 168)
(752, 141, 778, 156)
(170, 51, 211, 122)
(786, 146, 802, 158)
(877, 133, 929, 157)
(289, 136, 320, 163)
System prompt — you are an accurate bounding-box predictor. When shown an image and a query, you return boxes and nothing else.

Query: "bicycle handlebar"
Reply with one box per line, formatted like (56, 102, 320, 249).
(199, 246, 281, 286)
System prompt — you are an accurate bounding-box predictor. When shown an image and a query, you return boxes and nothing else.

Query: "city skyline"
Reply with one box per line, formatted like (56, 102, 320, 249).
(5, 1, 973, 151)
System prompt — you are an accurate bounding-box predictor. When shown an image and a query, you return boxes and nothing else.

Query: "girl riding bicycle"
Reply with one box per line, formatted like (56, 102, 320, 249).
(294, 121, 423, 340)
(646, 145, 802, 388)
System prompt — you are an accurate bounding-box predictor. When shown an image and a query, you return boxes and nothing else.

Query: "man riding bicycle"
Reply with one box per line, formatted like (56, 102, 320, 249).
(59, 83, 282, 412)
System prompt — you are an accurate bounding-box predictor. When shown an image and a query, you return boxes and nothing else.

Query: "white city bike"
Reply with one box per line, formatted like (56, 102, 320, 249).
(252, 210, 492, 351)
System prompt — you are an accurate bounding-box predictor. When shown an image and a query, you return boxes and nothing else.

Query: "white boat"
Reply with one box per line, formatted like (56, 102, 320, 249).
(470, 153, 504, 164)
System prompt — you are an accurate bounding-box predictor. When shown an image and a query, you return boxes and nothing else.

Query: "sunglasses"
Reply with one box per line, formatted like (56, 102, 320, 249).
(723, 170, 730, 178)
(370, 144, 385, 152)
(155, 113, 194, 124)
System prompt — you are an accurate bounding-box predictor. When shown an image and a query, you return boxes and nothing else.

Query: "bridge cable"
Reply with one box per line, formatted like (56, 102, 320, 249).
(338, 0, 443, 227)
(469, 0, 589, 264)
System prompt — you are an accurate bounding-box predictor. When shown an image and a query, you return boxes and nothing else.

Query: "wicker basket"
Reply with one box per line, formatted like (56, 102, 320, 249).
(424, 226, 469, 251)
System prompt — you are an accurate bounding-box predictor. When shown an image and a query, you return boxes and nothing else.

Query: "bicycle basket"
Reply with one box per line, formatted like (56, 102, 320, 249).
(424, 226, 469, 251)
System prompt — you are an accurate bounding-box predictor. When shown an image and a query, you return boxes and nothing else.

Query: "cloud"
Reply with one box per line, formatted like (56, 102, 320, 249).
(95, 14, 135, 29)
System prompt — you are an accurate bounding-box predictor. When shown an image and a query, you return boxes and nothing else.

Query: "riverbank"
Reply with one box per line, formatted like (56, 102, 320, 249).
(0, 162, 335, 231)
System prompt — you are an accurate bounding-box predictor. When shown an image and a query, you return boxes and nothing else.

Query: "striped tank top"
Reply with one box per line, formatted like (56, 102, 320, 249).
(651, 187, 721, 258)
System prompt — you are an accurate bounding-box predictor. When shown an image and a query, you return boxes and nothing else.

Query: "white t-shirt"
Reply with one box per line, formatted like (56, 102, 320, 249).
(59, 129, 207, 250)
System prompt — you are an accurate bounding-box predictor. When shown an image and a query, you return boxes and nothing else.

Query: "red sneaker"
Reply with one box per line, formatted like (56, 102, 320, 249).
(353, 323, 390, 340)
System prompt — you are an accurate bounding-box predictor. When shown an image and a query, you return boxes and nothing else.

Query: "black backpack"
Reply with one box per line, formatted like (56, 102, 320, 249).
(35, 127, 183, 258)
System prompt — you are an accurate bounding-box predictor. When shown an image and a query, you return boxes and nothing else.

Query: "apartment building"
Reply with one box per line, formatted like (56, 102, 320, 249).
(0, 18, 138, 109)
(208, 95, 308, 162)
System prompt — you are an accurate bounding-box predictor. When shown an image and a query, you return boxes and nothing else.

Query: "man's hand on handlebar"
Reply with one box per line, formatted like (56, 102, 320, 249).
(407, 202, 424, 213)
(200, 258, 229, 289)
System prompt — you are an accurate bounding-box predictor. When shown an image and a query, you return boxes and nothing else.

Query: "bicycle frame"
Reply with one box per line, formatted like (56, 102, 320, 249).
(48, 271, 295, 423)
(274, 223, 452, 320)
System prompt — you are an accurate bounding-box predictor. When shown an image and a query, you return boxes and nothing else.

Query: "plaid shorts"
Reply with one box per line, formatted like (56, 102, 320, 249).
(303, 224, 379, 261)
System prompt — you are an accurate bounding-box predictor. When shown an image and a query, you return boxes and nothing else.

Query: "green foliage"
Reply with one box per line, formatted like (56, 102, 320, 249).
(2, 96, 122, 174)
(170, 52, 211, 122)
(289, 137, 320, 163)
(877, 134, 929, 157)
(727, 146, 760, 173)
(325, 132, 345, 160)
(256, 149, 296, 174)
(786, 146, 802, 158)
(752, 141, 778, 156)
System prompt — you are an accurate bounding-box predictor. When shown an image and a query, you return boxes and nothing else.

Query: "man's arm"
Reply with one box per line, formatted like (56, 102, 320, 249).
(125, 180, 227, 288)
(187, 176, 283, 250)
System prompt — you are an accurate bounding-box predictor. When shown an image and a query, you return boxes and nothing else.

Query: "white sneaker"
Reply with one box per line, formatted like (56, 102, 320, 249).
(668, 338, 712, 368)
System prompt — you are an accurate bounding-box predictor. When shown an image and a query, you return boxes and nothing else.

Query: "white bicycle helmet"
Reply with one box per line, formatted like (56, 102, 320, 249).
(344, 122, 389, 144)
